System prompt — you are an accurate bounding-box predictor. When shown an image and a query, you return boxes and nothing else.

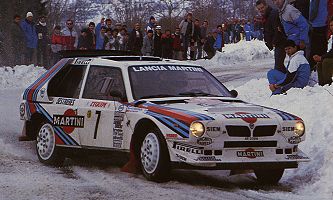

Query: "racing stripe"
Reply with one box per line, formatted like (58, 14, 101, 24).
(259, 105, 301, 121)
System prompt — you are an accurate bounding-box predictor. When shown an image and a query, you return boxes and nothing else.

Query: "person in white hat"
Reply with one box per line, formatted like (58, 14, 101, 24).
(154, 25, 162, 57)
(20, 12, 38, 65)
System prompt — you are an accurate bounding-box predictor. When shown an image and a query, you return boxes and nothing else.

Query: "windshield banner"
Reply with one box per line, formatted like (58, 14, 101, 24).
(131, 65, 204, 72)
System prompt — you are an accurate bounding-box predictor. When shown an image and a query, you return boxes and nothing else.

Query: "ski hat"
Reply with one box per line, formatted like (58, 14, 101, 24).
(156, 25, 161, 30)
(26, 12, 33, 18)
(147, 29, 153, 33)
(150, 16, 155, 20)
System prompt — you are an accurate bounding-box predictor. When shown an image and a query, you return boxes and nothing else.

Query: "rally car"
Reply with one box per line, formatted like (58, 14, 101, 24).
(19, 54, 310, 184)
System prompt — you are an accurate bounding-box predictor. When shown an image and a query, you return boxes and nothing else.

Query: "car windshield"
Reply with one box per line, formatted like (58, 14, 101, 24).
(128, 65, 232, 100)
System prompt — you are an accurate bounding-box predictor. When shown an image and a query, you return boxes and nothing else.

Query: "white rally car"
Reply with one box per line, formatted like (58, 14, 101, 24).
(19, 54, 310, 184)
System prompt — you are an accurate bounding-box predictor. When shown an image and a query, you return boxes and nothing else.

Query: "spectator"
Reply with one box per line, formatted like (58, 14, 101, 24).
(105, 29, 120, 50)
(104, 28, 112, 48)
(223, 23, 230, 44)
(118, 28, 128, 51)
(244, 20, 252, 41)
(20, 12, 38, 64)
(145, 16, 156, 34)
(128, 23, 143, 54)
(78, 28, 90, 50)
(161, 29, 173, 59)
(198, 20, 208, 59)
(313, 17, 333, 86)
(11, 14, 25, 65)
(234, 20, 242, 42)
(267, 40, 310, 95)
(204, 30, 217, 59)
(50, 25, 63, 65)
(96, 18, 112, 46)
(272, 0, 309, 52)
(172, 27, 182, 60)
(179, 12, 194, 59)
(153, 25, 162, 57)
(62, 19, 78, 50)
(309, 0, 328, 70)
(214, 25, 224, 52)
(190, 19, 201, 60)
(256, 0, 287, 73)
(115, 23, 122, 32)
(36, 15, 48, 67)
(96, 26, 106, 50)
(87, 22, 96, 49)
(141, 29, 154, 56)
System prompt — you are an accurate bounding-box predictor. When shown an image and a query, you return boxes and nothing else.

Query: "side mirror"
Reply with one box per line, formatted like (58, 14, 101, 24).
(230, 90, 238, 98)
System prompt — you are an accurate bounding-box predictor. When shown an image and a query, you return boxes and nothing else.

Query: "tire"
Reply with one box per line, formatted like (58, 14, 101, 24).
(140, 128, 171, 182)
(36, 123, 65, 166)
(254, 168, 285, 184)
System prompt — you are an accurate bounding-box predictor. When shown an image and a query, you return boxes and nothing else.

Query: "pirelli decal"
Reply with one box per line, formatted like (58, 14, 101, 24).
(53, 115, 85, 128)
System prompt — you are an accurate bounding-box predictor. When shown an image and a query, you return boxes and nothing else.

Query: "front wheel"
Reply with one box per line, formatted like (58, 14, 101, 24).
(140, 128, 170, 182)
(36, 123, 65, 166)
(254, 168, 285, 184)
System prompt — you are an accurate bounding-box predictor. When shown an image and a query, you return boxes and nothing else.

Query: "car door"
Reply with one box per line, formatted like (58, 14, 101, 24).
(78, 65, 128, 149)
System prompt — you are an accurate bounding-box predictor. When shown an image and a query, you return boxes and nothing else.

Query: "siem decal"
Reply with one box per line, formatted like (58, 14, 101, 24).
(56, 98, 75, 106)
(195, 156, 221, 162)
(53, 109, 84, 134)
(113, 111, 125, 148)
(175, 154, 187, 162)
(223, 112, 270, 123)
(288, 136, 302, 144)
(89, 101, 110, 108)
(206, 127, 221, 132)
(283, 127, 295, 132)
(197, 137, 213, 146)
(236, 148, 264, 159)
(172, 142, 204, 154)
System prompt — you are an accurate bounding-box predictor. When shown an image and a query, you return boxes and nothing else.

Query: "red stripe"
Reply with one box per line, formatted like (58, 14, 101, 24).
(27, 60, 65, 101)
(28, 102, 36, 114)
(142, 105, 198, 124)
(55, 134, 65, 145)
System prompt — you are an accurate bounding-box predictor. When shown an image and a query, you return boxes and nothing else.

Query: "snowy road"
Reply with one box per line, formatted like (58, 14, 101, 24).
(1, 41, 332, 200)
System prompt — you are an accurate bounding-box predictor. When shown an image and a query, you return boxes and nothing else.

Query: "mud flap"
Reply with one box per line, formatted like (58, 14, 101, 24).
(121, 141, 141, 174)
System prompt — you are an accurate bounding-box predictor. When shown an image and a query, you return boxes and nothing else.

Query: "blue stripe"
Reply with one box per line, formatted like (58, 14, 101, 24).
(147, 111, 190, 132)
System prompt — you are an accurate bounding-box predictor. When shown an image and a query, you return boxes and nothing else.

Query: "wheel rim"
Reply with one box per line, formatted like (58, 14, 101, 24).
(141, 132, 160, 174)
(36, 123, 56, 160)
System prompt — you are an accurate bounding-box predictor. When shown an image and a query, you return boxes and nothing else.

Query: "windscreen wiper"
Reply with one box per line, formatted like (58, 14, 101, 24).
(178, 92, 223, 97)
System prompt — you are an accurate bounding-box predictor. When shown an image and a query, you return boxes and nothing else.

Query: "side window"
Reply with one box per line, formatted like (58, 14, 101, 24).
(48, 64, 87, 98)
(82, 66, 127, 101)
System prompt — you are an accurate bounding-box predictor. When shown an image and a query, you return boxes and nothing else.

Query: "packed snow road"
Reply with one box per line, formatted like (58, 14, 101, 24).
(0, 41, 332, 200)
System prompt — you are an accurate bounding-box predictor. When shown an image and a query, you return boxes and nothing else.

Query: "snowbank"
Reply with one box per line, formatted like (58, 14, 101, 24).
(0, 65, 46, 89)
(196, 40, 274, 69)
(235, 78, 333, 199)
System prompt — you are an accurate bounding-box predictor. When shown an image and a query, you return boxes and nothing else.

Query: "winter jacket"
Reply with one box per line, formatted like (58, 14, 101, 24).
(20, 19, 38, 48)
(161, 34, 173, 58)
(62, 27, 78, 50)
(145, 22, 155, 33)
(179, 19, 194, 36)
(78, 35, 91, 50)
(172, 33, 182, 51)
(204, 35, 216, 53)
(214, 32, 224, 50)
(36, 22, 48, 47)
(105, 35, 120, 50)
(273, 50, 310, 94)
(290, 0, 310, 20)
(96, 32, 105, 50)
(278, 1, 309, 45)
(200, 26, 208, 40)
(153, 32, 162, 57)
(263, 6, 287, 49)
(11, 22, 25, 49)
(309, 0, 328, 27)
(141, 35, 154, 56)
(51, 33, 63, 53)
(128, 29, 143, 53)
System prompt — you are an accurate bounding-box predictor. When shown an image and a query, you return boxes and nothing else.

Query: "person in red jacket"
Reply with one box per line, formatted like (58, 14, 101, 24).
(50, 25, 63, 66)
(161, 29, 173, 59)
(172, 27, 182, 60)
(61, 19, 78, 50)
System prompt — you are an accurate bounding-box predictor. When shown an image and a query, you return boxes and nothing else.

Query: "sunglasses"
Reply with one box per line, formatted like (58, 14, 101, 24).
(67, 23, 73, 25)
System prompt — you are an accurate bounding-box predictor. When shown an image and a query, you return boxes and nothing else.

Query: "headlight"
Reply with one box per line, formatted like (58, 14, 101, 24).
(190, 122, 205, 138)
(294, 121, 305, 137)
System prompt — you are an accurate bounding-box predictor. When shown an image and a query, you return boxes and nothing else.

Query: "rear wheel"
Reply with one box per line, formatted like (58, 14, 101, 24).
(140, 128, 170, 182)
(254, 168, 285, 184)
(36, 123, 65, 166)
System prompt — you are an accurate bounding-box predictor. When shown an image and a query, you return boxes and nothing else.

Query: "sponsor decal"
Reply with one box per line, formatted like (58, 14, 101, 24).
(283, 127, 295, 132)
(195, 156, 221, 162)
(117, 104, 126, 112)
(53, 109, 84, 134)
(249, 123, 254, 129)
(288, 136, 302, 144)
(223, 112, 270, 123)
(244, 137, 259, 141)
(87, 110, 92, 118)
(132, 65, 203, 72)
(172, 142, 204, 154)
(89, 101, 110, 108)
(20, 103, 25, 118)
(74, 58, 92, 65)
(175, 153, 187, 162)
(197, 137, 213, 146)
(56, 98, 75, 106)
(206, 127, 220, 132)
(285, 154, 310, 160)
(127, 106, 142, 113)
(40, 88, 46, 98)
(166, 134, 178, 138)
(236, 148, 264, 159)
(113, 111, 125, 148)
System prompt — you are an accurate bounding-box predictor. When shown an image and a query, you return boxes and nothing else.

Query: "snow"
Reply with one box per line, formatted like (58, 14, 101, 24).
(0, 40, 332, 199)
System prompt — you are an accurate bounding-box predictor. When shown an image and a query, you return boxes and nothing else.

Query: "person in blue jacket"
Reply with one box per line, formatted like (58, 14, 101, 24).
(95, 26, 106, 50)
(272, 0, 309, 52)
(20, 12, 38, 64)
(214, 25, 224, 52)
(244, 20, 252, 41)
(267, 40, 310, 95)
